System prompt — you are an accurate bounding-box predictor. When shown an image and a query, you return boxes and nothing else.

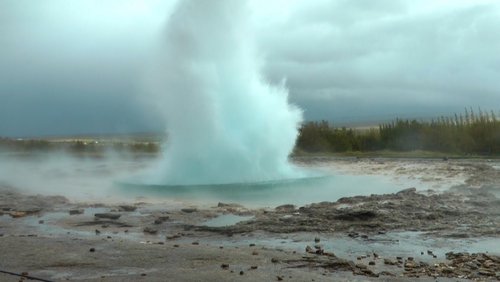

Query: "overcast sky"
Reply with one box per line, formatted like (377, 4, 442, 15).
(1, 0, 500, 137)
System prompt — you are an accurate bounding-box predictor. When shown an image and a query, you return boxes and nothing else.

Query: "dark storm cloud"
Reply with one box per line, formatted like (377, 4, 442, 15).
(257, 0, 500, 121)
(1, 0, 499, 136)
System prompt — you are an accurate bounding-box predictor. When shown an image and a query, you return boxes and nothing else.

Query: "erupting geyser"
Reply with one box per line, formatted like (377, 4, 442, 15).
(146, 0, 305, 185)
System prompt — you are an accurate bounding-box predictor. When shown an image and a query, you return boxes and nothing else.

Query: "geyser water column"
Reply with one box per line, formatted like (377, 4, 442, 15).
(146, 0, 304, 185)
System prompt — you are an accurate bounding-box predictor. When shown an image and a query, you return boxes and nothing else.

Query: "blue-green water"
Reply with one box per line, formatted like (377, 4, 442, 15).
(117, 173, 411, 208)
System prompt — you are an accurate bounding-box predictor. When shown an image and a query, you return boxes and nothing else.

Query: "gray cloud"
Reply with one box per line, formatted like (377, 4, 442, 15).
(1, 0, 499, 136)
(258, 1, 500, 122)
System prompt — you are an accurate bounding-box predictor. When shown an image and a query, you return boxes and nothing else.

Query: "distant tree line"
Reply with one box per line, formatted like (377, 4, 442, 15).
(0, 138, 159, 154)
(296, 108, 500, 155)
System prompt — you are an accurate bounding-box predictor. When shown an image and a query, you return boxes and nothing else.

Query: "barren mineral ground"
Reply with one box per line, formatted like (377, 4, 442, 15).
(1, 157, 499, 281)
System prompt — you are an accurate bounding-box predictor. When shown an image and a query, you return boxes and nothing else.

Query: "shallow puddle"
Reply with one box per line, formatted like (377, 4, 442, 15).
(200, 214, 254, 227)
(207, 231, 500, 261)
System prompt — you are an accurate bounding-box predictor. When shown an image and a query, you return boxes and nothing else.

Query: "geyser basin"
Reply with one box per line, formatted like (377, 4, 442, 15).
(117, 173, 408, 208)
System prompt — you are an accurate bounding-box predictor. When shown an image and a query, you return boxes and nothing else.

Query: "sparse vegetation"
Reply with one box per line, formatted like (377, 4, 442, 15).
(2, 108, 499, 157)
(296, 108, 500, 156)
(0, 137, 160, 156)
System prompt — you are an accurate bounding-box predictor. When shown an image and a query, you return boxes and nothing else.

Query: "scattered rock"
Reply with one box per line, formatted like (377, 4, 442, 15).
(396, 187, 417, 195)
(314, 237, 320, 243)
(181, 208, 197, 213)
(249, 243, 256, 247)
(221, 263, 229, 269)
(250, 266, 258, 270)
(252, 250, 259, 255)
(38, 220, 44, 224)
(9, 211, 28, 218)
(348, 232, 359, 238)
(369, 261, 376, 266)
(379, 271, 395, 276)
(306, 246, 313, 253)
(356, 263, 367, 269)
(95, 229, 101, 235)
(154, 216, 170, 225)
(69, 209, 84, 215)
(335, 210, 377, 221)
(239, 271, 244, 275)
(192, 241, 199, 245)
(275, 204, 296, 212)
(271, 258, 279, 263)
(89, 248, 95, 252)
(94, 213, 121, 220)
(384, 258, 396, 265)
(143, 227, 158, 234)
(118, 205, 137, 212)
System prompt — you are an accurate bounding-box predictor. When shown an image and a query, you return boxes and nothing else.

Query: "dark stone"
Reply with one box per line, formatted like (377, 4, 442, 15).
(396, 187, 417, 195)
(356, 263, 367, 269)
(275, 204, 296, 212)
(335, 210, 377, 221)
(69, 209, 84, 215)
(181, 208, 197, 213)
(384, 259, 396, 265)
(239, 271, 244, 275)
(94, 213, 121, 220)
(221, 263, 229, 269)
(369, 261, 376, 265)
(154, 216, 170, 224)
(118, 205, 137, 212)
(143, 227, 158, 234)
(348, 232, 359, 238)
(89, 248, 95, 252)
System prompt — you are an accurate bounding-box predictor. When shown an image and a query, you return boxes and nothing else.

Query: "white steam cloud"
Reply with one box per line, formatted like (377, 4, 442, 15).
(144, 0, 304, 185)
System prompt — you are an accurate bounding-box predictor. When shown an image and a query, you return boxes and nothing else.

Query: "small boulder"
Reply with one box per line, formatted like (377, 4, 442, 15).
(94, 213, 121, 220)
(143, 227, 158, 234)
(69, 209, 84, 215)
